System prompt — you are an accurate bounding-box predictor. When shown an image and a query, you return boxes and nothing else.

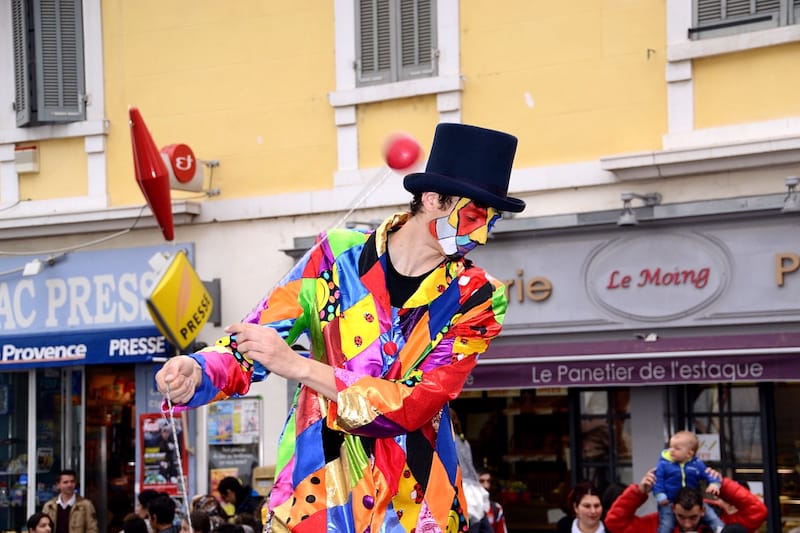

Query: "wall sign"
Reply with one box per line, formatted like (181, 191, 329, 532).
(140, 413, 189, 496)
(207, 398, 262, 494)
(584, 232, 730, 322)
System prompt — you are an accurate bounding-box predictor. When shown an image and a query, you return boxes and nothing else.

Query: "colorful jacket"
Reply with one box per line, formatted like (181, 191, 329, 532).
(604, 478, 767, 533)
(179, 213, 509, 532)
(653, 450, 719, 503)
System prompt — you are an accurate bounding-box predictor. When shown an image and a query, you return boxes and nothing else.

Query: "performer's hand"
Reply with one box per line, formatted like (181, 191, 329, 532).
(155, 355, 202, 404)
(639, 468, 656, 494)
(225, 323, 338, 400)
(225, 323, 304, 380)
(706, 484, 720, 496)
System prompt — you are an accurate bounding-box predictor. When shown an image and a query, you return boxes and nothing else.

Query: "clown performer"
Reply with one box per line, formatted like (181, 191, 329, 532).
(155, 123, 526, 533)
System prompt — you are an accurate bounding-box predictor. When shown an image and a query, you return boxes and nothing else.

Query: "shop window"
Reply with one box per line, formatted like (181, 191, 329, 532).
(0, 372, 29, 531)
(577, 389, 632, 490)
(34, 368, 67, 510)
(774, 383, 800, 532)
(86, 366, 136, 533)
(452, 389, 570, 532)
(685, 384, 762, 467)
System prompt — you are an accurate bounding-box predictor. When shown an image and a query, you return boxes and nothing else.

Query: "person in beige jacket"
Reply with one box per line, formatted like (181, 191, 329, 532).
(42, 469, 99, 533)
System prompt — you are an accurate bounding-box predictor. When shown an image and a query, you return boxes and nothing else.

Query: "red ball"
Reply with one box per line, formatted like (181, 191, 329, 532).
(384, 133, 421, 170)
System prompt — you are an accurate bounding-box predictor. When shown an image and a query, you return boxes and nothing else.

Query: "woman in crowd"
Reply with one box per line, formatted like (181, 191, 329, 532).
(559, 481, 607, 533)
(26, 513, 54, 533)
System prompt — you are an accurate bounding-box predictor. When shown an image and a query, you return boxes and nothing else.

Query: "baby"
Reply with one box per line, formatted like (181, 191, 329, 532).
(654, 430, 725, 533)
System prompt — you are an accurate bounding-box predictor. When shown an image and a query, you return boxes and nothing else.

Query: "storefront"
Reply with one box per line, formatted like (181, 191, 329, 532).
(450, 200, 800, 532)
(0, 244, 189, 533)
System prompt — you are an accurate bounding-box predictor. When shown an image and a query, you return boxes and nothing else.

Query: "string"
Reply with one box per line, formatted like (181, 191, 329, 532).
(263, 165, 396, 298)
(328, 166, 394, 230)
(165, 382, 194, 533)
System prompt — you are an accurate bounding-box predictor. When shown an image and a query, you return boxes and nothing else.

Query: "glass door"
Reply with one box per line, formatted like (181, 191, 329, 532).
(33, 368, 68, 510)
(85, 365, 137, 533)
(0, 372, 29, 532)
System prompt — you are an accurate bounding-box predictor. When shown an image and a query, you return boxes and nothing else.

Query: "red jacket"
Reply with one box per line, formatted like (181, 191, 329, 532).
(604, 478, 767, 533)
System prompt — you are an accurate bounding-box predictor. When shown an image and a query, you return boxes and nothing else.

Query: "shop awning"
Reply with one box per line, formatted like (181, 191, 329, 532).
(467, 332, 800, 389)
(0, 325, 173, 371)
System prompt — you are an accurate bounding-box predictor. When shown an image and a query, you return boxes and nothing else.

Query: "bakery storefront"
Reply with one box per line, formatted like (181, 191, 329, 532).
(452, 201, 800, 533)
(0, 244, 183, 533)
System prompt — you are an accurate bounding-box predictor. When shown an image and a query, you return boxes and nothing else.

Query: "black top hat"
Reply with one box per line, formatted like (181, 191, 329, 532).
(403, 123, 526, 213)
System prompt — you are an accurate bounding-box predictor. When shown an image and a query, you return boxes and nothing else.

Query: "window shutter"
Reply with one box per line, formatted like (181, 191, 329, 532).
(399, 0, 437, 80)
(753, 0, 782, 14)
(696, 0, 722, 24)
(12, 0, 32, 126)
(33, 0, 86, 123)
(693, 0, 782, 37)
(356, 0, 393, 86)
(697, 0, 780, 22)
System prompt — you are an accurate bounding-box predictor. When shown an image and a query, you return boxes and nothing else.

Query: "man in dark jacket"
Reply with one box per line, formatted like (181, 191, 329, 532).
(148, 493, 179, 533)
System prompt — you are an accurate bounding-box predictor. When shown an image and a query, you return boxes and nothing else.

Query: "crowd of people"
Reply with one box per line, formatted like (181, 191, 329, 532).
(21, 424, 772, 533)
(124, 477, 264, 533)
(22, 472, 265, 533)
(553, 431, 768, 533)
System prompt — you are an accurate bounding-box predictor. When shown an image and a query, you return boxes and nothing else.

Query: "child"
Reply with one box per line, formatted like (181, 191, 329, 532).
(654, 430, 725, 533)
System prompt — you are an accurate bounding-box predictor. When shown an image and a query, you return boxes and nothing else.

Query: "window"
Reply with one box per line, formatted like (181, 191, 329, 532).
(0, 373, 29, 530)
(577, 389, 633, 489)
(684, 384, 762, 467)
(355, 0, 437, 86)
(774, 383, 800, 531)
(12, 0, 86, 127)
(691, 0, 800, 40)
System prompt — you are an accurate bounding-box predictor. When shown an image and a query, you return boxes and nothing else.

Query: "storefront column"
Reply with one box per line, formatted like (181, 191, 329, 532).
(629, 387, 663, 515)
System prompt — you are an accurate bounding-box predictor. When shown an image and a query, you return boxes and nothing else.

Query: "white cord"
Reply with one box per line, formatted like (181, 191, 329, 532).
(165, 383, 194, 533)
(328, 166, 394, 230)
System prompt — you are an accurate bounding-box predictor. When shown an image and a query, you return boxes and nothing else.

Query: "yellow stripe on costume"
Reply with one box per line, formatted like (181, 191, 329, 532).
(394, 466, 423, 530)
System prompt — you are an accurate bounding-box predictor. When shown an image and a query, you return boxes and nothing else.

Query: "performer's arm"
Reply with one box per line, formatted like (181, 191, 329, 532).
(331, 276, 507, 437)
(155, 234, 318, 407)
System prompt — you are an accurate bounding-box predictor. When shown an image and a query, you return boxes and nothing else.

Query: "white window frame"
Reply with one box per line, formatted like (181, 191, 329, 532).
(0, 0, 107, 213)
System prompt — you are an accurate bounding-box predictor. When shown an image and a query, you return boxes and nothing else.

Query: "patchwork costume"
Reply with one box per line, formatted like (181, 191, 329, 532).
(180, 212, 509, 532)
(163, 122, 526, 533)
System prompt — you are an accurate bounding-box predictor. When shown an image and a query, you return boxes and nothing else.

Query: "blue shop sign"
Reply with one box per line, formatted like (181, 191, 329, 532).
(0, 326, 172, 369)
(0, 244, 194, 368)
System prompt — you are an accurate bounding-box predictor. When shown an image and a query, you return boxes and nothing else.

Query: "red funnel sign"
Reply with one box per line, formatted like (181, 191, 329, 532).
(130, 107, 174, 241)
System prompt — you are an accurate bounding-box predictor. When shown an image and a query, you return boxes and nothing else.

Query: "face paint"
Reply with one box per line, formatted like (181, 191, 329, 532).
(429, 198, 500, 259)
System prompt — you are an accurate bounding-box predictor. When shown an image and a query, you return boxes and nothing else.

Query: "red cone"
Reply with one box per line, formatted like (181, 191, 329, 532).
(130, 107, 174, 241)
